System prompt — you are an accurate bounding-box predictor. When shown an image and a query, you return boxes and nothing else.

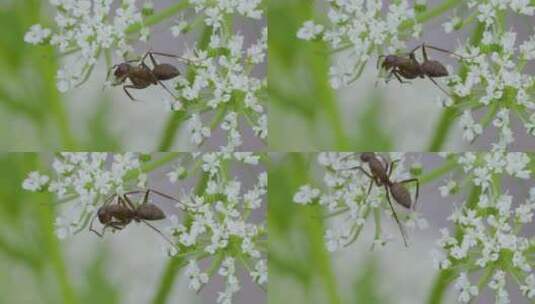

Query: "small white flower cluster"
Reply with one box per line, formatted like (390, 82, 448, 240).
(293, 153, 425, 251)
(21, 153, 143, 239)
(166, 152, 266, 304)
(433, 152, 535, 303)
(296, 0, 420, 88)
(24, 0, 144, 92)
(443, 1, 535, 149)
(180, 26, 267, 151)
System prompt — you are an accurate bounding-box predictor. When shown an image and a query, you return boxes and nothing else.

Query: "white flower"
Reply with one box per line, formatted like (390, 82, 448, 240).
(439, 179, 457, 197)
(22, 153, 142, 236)
(293, 185, 320, 205)
(24, 24, 51, 44)
(297, 21, 324, 40)
(520, 274, 535, 298)
(294, 153, 420, 249)
(164, 153, 266, 303)
(436, 153, 535, 303)
(459, 111, 483, 142)
(297, 0, 419, 87)
(325, 227, 351, 252)
(22, 171, 49, 191)
(185, 260, 209, 291)
(454, 273, 479, 303)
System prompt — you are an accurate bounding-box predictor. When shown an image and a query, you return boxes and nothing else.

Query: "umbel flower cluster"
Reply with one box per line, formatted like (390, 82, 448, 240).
(293, 153, 427, 251)
(21, 152, 267, 304)
(24, 0, 267, 151)
(445, 1, 535, 149)
(297, 0, 421, 88)
(432, 152, 535, 303)
(165, 152, 267, 303)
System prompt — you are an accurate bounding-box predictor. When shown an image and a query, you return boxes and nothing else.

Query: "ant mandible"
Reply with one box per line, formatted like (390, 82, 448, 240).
(341, 153, 420, 247)
(89, 188, 191, 246)
(107, 50, 188, 101)
(378, 43, 465, 97)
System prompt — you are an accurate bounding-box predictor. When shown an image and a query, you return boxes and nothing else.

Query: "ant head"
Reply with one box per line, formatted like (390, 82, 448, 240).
(113, 63, 131, 81)
(381, 55, 399, 69)
(360, 152, 374, 162)
(97, 207, 112, 224)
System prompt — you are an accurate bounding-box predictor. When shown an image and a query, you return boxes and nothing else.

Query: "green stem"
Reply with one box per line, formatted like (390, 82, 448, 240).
(39, 203, 79, 304)
(157, 111, 189, 151)
(427, 107, 458, 152)
(156, 25, 212, 150)
(419, 158, 458, 184)
(33, 153, 78, 304)
(150, 171, 209, 304)
(400, 0, 464, 31)
(126, 1, 190, 34)
(426, 22, 485, 151)
(426, 269, 457, 304)
(415, 0, 464, 24)
(151, 255, 187, 304)
(125, 153, 180, 179)
(305, 205, 342, 304)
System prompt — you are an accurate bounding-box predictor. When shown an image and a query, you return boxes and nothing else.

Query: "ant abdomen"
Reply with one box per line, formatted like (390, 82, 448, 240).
(421, 60, 448, 77)
(153, 64, 180, 80)
(390, 183, 412, 209)
(136, 204, 166, 220)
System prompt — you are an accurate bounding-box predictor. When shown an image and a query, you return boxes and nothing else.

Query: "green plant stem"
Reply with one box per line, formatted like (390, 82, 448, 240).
(156, 25, 212, 150)
(126, 1, 190, 34)
(305, 205, 342, 304)
(150, 171, 210, 304)
(157, 111, 189, 151)
(426, 186, 481, 304)
(27, 154, 79, 304)
(38, 202, 79, 304)
(426, 269, 457, 304)
(34, 155, 78, 304)
(419, 158, 458, 184)
(125, 152, 180, 179)
(151, 255, 187, 304)
(415, 0, 464, 24)
(427, 107, 458, 152)
(427, 22, 485, 151)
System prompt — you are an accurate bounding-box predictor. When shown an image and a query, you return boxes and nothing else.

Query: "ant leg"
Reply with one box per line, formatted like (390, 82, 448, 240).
(157, 80, 178, 99)
(90, 223, 103, 237)
(119, 195, 137, 211)
(123, 85, 142, 101)
(387, 159, 400, 178)
(409, 44, 423, 56)
(147, 189, 197, 209)
(392, 71, 411, 84)
(384, 185, 409, 247)
(339, 165, 374, 180)
(141, 219, 176, 248)
(399, 178, 420, 210)
(426, 76, 452, 97)
(102, 222, 126, 234)
(147, 51, 196, 64)
(423, 44, 465, 59)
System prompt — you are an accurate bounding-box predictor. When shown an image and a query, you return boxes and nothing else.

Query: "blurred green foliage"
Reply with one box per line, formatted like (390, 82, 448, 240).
(0, 153, 119, 304)
(0, 1, 120, 150)
(268, 0, 394, 151)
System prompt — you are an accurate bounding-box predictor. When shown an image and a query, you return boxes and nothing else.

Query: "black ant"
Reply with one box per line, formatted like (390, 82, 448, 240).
(341, 153, 420, 247)
(378, 43, 465, 97)
(107, 50, 189, 101)
(89, 188, 189, 246)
